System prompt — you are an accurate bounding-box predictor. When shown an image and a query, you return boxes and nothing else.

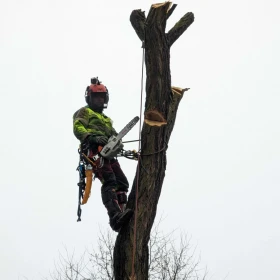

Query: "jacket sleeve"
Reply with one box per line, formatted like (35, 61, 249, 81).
(73, 107, 91, 142)
(111, 127, 118, 136)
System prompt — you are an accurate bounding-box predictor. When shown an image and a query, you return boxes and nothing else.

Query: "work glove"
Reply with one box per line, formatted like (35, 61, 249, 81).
(88, 135, 108, 146)
(112, 128, 118, 136)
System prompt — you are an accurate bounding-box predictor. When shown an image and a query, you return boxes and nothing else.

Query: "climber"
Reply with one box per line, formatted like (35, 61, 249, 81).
(73, 77, 133, 232)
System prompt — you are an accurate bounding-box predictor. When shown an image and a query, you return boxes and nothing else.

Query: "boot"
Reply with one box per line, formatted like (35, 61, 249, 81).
(105, 199, 133, 232)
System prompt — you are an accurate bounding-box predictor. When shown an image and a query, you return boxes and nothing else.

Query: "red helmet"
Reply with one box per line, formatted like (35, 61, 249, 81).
(88, 83, 107, 93)
(85, 77, 109, 108)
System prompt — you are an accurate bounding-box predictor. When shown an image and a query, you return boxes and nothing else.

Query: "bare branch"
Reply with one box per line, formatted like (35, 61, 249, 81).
(167, 12, 195, 47)
(130, 9, 146, 42)
(166, 4, 177, 20)
(46, 223, 207, 280)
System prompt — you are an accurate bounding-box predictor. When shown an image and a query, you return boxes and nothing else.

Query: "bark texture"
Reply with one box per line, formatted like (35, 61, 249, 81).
(113, 2, 194, 279)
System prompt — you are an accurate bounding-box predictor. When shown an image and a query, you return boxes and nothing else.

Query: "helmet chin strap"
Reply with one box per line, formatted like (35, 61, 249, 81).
(90, 104, 104, 113)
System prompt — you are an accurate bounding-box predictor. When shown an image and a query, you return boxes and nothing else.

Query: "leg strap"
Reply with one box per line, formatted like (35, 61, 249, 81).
(116, 191, 127, 204)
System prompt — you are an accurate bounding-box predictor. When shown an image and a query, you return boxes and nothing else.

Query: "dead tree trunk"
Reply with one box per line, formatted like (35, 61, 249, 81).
(113, 2, 194, 279)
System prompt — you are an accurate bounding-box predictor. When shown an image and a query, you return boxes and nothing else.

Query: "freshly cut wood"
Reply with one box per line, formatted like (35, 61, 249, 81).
(172, 86, 190, 95)
(152, 1, 172, 11)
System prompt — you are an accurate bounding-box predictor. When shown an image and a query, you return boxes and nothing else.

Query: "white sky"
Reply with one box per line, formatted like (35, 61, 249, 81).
(1, 0, 280, 279)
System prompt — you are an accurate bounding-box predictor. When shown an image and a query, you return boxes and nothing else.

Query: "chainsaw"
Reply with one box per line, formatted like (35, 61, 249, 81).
(93, 116, 140, 160)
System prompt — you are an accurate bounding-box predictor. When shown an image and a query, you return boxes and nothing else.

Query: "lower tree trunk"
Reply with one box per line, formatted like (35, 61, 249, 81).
(113, 2, 194, 279)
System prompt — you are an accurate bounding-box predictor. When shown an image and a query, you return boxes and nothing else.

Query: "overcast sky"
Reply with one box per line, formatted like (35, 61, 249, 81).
(1, 0, 280, 279)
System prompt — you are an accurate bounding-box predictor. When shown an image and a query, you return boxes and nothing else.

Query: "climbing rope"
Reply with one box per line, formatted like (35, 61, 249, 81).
(131, 40, 145, 279)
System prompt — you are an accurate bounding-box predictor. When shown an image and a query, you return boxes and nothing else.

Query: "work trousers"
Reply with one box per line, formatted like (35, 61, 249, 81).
(95, 158, 129, 204)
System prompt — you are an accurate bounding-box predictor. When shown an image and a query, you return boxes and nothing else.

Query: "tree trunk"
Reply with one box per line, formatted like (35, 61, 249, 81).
(113, 2, 194, 279)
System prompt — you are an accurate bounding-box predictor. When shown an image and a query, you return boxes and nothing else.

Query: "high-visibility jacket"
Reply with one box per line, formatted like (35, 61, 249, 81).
(73, 106, 117, 142)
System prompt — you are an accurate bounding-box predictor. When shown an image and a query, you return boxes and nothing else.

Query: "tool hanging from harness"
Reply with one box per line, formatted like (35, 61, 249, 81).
(76, 116, 140, 222)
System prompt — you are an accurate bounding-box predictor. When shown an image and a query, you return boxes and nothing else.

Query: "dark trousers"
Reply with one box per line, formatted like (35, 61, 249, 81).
(95, 158, 129, 206)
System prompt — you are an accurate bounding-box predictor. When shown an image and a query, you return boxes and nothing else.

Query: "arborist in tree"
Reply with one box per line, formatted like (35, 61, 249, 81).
(73, 77, 134, 232)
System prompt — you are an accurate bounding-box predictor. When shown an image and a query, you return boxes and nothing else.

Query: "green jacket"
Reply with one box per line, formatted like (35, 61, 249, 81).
(73, 106, 117, 142)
